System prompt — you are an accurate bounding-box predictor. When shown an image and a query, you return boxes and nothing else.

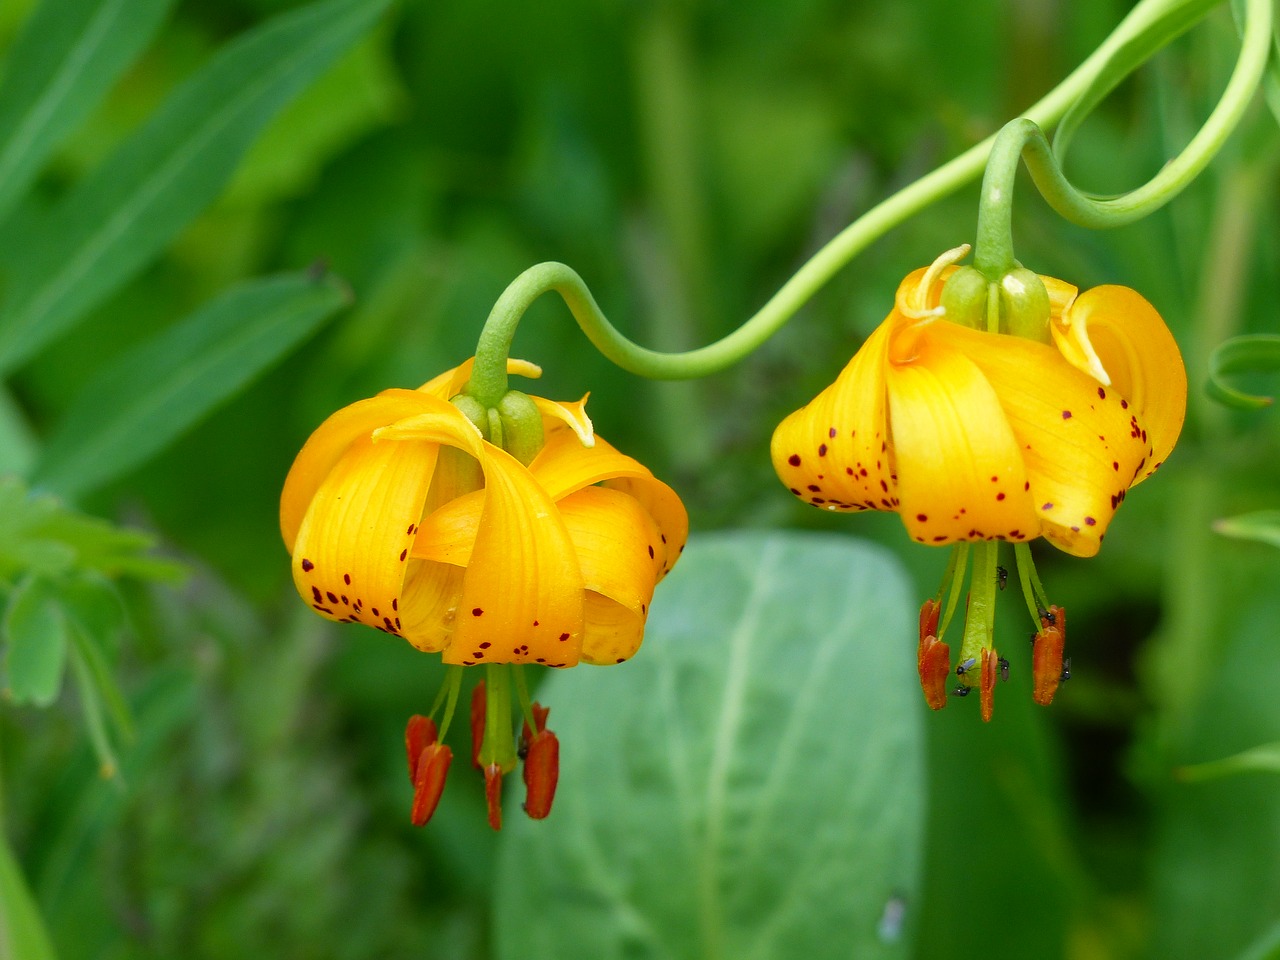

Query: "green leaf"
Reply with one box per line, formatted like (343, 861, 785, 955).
(1053, 0, 1218, 165)
(1214, 510, 1280, 549)
(33, 269, 351, 498)
(1207, 334, 1280, 409)
(1233, 918, 1280, 960)
(0, 477, 184, 583)
(0, 830, 58, 960)
(0, 0, 391, 373)
(494, 531, 924, 960)
(3, 576, 68, 706)
(1176, 741, 1280, 781)
(0, 0, 175, 224)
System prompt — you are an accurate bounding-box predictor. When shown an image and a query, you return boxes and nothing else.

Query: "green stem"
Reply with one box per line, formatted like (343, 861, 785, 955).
(478, 663, 516, 771)
(937, 543, 970, 642)
(463, 0, 1264, 384)
(959, 541, 999, 677)
(434, 666, 464, 742)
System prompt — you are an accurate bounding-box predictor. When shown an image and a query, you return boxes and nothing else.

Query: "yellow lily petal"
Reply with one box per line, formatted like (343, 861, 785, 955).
(530, 430, 688, 576)
(1057, 285, 1186, 483)
(445, 443, 585, 667)
(558, 486, 662, 664)
(885, 324, 1039, 545)
(532, 394, 594, 447)
(281, 389, 454, 549)
(1043, 275, 1079, 319)
(290, 435, 439, 637)
(933, 321, 1152, 557)
(771, 317, 898, 513)
(397, 560, 465, 653)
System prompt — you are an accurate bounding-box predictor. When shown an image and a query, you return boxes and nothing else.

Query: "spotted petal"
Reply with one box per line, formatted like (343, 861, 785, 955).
(771, 317, 897, 513)
(885, 322, 1039, 545)
(290, 435, 439, 637)
(932, 321, 1151, 557)
(1055, 285, 1185, 483)
(448, 443, 585, 667)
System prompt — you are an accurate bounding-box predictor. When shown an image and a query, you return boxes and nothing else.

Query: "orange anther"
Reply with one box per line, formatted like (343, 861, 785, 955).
(917, 635, 951, 711)
(919, 598, 941, 650)
(522, 729, 560, 819)
(410, 743, 452, 827)
(405, 714, 437, 783)
(1032, 605, 1066, 706)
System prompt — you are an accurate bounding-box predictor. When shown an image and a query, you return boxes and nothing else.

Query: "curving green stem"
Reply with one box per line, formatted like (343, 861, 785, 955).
(465, 0, 1268, 387)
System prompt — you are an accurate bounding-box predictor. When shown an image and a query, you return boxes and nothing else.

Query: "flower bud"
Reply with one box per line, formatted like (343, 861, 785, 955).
(939, 265, 989, 329)
(999, 266, 1052, 343)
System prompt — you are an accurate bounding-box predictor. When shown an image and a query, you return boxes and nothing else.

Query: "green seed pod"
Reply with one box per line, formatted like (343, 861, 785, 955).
(939, 266, 990, 330)
(451, 393, 490, 439)
(497, 390, 545, 466)
(998, 266, 1051, 343)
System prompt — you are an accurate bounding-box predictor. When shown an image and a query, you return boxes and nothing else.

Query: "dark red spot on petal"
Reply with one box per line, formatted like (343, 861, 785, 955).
(301, 559, 314, 572)
(788, 454, 801, 467)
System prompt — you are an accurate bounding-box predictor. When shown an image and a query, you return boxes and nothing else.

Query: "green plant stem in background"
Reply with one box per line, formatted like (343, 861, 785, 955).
(974, 0, 1272, 274)
(464, 0, 1267, 389)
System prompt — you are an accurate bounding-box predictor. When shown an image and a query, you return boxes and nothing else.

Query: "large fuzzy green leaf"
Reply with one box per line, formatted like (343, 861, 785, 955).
(494, 531, 925, 960)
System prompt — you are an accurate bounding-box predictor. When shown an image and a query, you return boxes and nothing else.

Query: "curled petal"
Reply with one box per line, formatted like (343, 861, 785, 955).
(281, 389, 451, 548)
(1057, 286, 1186, 484)
(532, 394, 594, 448)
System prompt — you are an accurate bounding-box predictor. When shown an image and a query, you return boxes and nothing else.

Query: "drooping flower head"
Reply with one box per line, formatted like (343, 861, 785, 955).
(772, 247, 1186, 718)
(282, 358, 687, 826)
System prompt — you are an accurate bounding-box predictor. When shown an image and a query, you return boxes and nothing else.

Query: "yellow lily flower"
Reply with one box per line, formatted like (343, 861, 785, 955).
(281, 358, 687, 826)
(281, 358, 686, 667)
(771, 264, 1186, 558)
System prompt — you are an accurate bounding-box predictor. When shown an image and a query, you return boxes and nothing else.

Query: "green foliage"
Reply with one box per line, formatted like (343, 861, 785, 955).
(33, 269, 351, 499)
(1206, 333, 1280, 408)
(0, 1, 1274, 959)
(495, 532, 923, 960)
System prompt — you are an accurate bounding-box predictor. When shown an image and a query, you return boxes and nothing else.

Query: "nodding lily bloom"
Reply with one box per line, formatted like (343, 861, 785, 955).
(773, 251, 1186, 718)
(281, 358, 688, 826)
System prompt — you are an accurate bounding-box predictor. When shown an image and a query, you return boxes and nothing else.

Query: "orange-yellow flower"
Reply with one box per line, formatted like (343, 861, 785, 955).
(771, 264, 1186, 558)
(281, 358, 687, 667)
(280, 358, 687, 824)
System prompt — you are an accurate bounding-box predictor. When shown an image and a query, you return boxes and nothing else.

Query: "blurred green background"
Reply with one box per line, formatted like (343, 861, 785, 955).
(0, 0, 1278, 957)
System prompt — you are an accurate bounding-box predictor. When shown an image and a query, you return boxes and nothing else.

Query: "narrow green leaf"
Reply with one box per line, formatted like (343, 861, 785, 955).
(3, 577, 68, 707)
(1053, 0, 1218, 164)
(1206, 334, 1280, 409)
(1176, 741, 1280, 781)
(0, 830, 58, 960)
(0, 0, 390, 373)
(0, 0, 174, 224)
(495, 531, 924, 960)
(33, 270, 351, 498)
(65, 639, 120, 781)
(1214, 510, 1280, 549)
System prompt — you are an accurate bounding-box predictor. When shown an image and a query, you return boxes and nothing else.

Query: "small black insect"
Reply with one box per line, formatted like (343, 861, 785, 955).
(995, 565, 1008, 590)
(953, 685, 972, 698)
(1040, 607, 1057, 626)
(998, 656, 1010, 682)
(1060, 658, 1072, 683)
(955, 657, 977, 676)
